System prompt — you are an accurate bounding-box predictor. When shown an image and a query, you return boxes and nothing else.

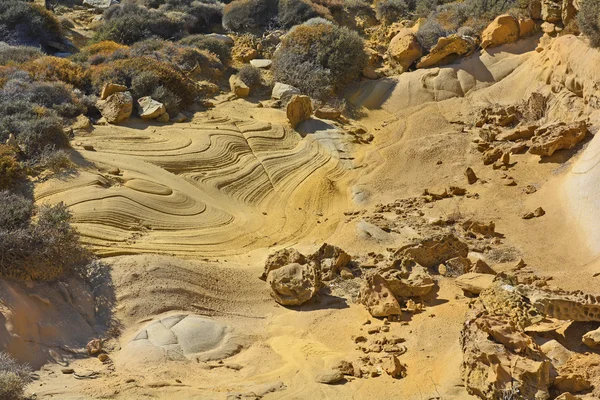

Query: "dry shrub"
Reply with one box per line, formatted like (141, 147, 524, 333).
(20, 56, 88, 89)
(0, 145, 23, 190)
(278, 0, 330, 29)
(0, 44, 43, 66)
(179, 34, 232, 65)
(0, 351, 31, 400)
(222, 0, 279, 33)
(238, 65, 262, 87)
(83, 41, 129, 57)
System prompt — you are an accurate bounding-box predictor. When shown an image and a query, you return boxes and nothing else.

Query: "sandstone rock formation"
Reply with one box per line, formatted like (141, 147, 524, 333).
(229, 74, 250, 97)
(267, 262, 319, 306)
(359, 274, 402, 318)
(250, 59, 272, 69)
(97, 91, 133, 124)
(515, 285, 600, 321)
(379, 259, 435, 297)
(271, 82, 300, 100)
(416, 35, 475, 69)
(455, 273, 495, 295)
(137, 96, 167, 120)
(286, 95, 312, 128)
(528, 121, 588, 157)
(388, 29, 423, 72)
(582, 327, 600, 349)
(309, 243, 351, 281)
(396, 233, 469, 268)
(481, 15, 520, 49)
(262, 248, 307, 280)
(100, 83, 127, 100)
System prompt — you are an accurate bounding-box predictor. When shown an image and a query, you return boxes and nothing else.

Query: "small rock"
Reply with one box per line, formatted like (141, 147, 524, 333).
(229, 75, 250, 98)
(137, 96, 166, 120)
(86, 339, 102, 356)
(249, 59, 272, 69)
(61, 368, 75, 374)
(156, 112, 170, 123)
(271, 82, 301, 101)
(107, 167, 120, 175)
(582, 327, 600, 348)
(336, 361, 354, 376)
(534, 207, 545, 217)
(82, 144, 95, 151)
(381, 355, 406, 378)
(171, 113, 187, 123)
(315, 107, 341, 120)
(340, 267, 354, 280)
(367, 327, 380, 335)
(465, 167, 478, 184)
(98, 354, 109, 362)
(286, 95, 312, 129)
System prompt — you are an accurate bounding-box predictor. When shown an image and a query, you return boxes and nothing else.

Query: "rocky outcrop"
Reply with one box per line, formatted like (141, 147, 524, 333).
(229, 75, 250, 97)
(262, 248, 307, 280)
(455, 273, 495, 295)
(286, 95, 312, 129)
(309, 243, 351, 281)
(97, 91, 133, 124)
(416, 35, 475, 69)
(396, 233, 469, 268)
(267, 263, 319, 306)
(582, 327, 600, 348)
(137, 96, 166, 120)
(388, 29, 423, 72)
(481, 15, 520, 49)
(515, 285, 600, 321)
(359, 274, 402, 317)
(528, 121, 588, 157)
(379, 260, 435, 297)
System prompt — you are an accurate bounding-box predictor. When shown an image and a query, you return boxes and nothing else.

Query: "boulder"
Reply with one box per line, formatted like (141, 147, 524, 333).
(381, 355, 406, 378)
(388, 29, 423, 72)
(309, 243, 351, 281)
(206, 33, 234, 46)
(542, 0, 562, 22)
(286, 95, 312, 129)
(261, 248, 307, 280)
(83, 0, 119, 9)
(397, 233, 469, 268)
(554, 374, 592, 393)
(137, 96, 166, 120)
(100, 83, 127, 100)
(272, 82, 301, 101)
(97, 91, 133, 124)
(416, 35, 475, 69)
(455, 273, 496, 295)
(528, 121, 588, 157)
(315, 369, 344, 384)
(582, 327, 600, 348)
(315, 107, 341, 120)
(249, 59, 272, 69)
(72, 115, 91, 131)
(380, 265, 436, 297)
(266, 263, 319, 306)
(359, 274, 402, 318)
(519, 18, 536, 37)
(481, 15, 520, 49)
(229, 75, 250, 98)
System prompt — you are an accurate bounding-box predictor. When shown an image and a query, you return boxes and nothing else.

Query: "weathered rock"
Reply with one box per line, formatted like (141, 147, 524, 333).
(483, 147, 503, 165)
(397, 233, 469, 269)
(72, 115, 92, 131)
(97, 91, 133, 124)
(315, 107, 341, 120)
(340, 267, 354, 280)
(562, 0, 577, 25)
(497, 125, 538, 141)
(555, 394, 580, 400)
(381, 355, 406, 378)
(359, 274, 402, 318)
(315, 369, 344, 384)
(528, 121, 588, 157)
(440, 256, 472, 277)
(309, 243, 351, 281)
(530, 0, 542, 19)
(554, 374, 592, 393)
(156, 112, 170, 123)
(286, 95, 312, 129)
(86, 339, 102, 356)
(100, 83, 127, 100)
(471, 259, 496, 275)
(171, 113, 187, 123)
(237, 48, 258, 63)
(519, 18, 536, 37)
(83, 0, 118, 9)
(262, 248, 307, 280)
(542, 0, 562, 22)
(456, 273, 496, 295)
(137, 97, 166, 120)
(463, 220, 495, 237)
(271, 82, 301, 100)
(416, 35, 475, 69)
(335, 360, 354, 376)
(582, 327, 600, 348)
(362, 65, 379, 79)
(249, 59, 272, 69)
(229, 75, 250, 98)
(515, 285, 600, 321)
(267, 263, 319, 306)
(380, 263, 435, 297)
(388, 29, 423, 72)
(481, 15, 520, 49)
(465, 167, 478, 184)
(206, 33, 234, 46)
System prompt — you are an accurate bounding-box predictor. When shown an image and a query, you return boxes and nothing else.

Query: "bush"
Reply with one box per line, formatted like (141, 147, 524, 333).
(0, 201, 90, 281)
(0, 146, 23, 191)
(35, 147, 73, 173)
(143, 0, 224, 33)
(272, 21, 367, 99)
(415, 18, 449, 50)
(578, 0, 600, 48)
(376, 0, 409, 24)
(0, 0, 65, 51)
(94, 3, 187, 45)
(0, 44, 43, 66)
(0, 352, 31, 400)
(238, 65, 262, 87)
(278, 0, 327, 29)
(0, 192, 32, 230)
(20, 56, 88, 89)
(222, 0, 279, 33)
(179, 35, 232, 65)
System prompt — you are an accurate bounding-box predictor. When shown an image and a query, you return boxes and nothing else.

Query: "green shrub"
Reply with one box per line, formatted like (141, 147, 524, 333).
(0, 0, 65, 52)
(179, 34, 232, 65)
(278, 0, 326, 29)
(94, 3, 187, 45)
(143, 0, 224, 34)
(415, 18, 448, 50)
(0, 44, 43, 66)
(238, 65, 262, 87)
(0, 191, 32, 230)
(376, 0, 409, 24)
(0, 201, 90, 281)
(222, 0, 279, 33)
(0, 352, 31, 400)
(578, 0, 600, 48)
(272, 21, 367, 99)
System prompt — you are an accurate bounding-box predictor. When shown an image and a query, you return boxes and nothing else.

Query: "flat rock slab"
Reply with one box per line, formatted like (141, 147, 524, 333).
(455, 272, 495, 295)
(118, 314, 241, 366)
(250, 59, 272, 69)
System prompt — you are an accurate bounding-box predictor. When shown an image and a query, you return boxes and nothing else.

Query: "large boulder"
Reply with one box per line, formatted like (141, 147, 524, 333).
(229, 75, 250, 98)
(97, 91, 133, 124)
(267, 263, 319, 306)
(137, 96, 166, 120)
(286, 95, 312, 129)
(388, 29, 423, 72)
(528, 121, 588, 157)
(272, 82, 300, 101)
(416, 34, 476, 69)
(481, 15, 520, 49)
(359, 274, 402, 318)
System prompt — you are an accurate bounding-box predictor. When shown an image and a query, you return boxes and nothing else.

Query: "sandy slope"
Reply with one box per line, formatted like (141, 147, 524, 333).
(18, 34, 600, 399)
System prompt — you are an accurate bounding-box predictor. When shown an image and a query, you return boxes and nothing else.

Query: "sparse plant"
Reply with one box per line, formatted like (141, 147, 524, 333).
(278, 0, 328, 29)
(0, 351, 31, 400)
(376, 0, 409, 24)
(238, 65, 262, 87)
(415, 18, 449, 50)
